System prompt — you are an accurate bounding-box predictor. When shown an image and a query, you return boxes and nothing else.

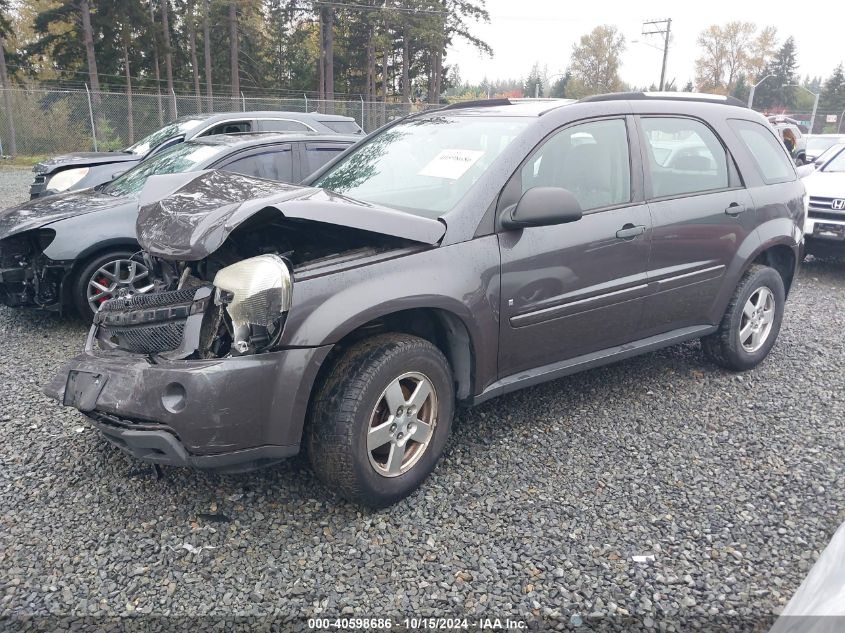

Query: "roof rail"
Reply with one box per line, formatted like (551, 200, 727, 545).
(579, 92, 747, 108)
(441, 98, 513, 110)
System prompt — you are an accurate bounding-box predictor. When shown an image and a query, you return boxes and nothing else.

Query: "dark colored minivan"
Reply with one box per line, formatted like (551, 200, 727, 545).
(48, 93, 806, 507)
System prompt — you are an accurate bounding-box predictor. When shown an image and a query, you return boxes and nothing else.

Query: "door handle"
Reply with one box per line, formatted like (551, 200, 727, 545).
(616, 224, 646, 239)
(725, 202, 746, 216)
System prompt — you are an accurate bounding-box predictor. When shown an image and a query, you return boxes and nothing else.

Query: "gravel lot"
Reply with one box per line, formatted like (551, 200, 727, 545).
(1, 168, 843, 630)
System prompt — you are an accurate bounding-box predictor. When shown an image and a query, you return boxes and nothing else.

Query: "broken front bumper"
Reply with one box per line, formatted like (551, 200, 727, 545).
(45, 340, 332, 471)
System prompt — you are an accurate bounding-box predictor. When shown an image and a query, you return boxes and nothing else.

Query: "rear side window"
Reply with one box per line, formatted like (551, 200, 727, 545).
(640, 117, 729, 198)
(221, 147, 293, 182)
(258, 119, 312, 132)
(729, 119, 795, 184)
(520, 118, 631, 212)
(320, 120, 363, 134)
(304, 143, 350, 176)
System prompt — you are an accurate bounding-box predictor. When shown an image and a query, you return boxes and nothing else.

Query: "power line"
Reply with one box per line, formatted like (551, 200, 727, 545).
(311, 1, 448, 15)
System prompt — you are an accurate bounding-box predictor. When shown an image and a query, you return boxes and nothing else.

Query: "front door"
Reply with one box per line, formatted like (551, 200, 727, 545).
(498, 117, 653, 378)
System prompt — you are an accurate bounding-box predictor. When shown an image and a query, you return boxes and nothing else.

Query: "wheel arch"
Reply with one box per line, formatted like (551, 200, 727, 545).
(747, 240, 798, 296)
(313, 306, 478, 403)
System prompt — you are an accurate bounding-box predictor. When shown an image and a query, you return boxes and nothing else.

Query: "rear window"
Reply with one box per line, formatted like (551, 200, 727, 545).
(320, 120, 363, 134)
(729, 119, 795, 184)
(257, 119, 312, 133)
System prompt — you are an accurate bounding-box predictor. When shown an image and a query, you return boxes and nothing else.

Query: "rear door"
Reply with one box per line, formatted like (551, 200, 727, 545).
(497, 116, 653, 377)
(636, 115, 755, 335)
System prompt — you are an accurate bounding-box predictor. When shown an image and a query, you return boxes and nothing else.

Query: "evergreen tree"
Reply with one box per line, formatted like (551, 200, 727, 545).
(753, 36, 798, 110)
(819, 64, 845, 133)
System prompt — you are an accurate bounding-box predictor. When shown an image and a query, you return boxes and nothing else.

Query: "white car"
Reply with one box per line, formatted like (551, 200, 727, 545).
(804, 144, 845, 257)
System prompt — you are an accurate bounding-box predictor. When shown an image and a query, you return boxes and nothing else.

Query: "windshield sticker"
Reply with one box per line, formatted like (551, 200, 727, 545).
(418, 149, 485, 180)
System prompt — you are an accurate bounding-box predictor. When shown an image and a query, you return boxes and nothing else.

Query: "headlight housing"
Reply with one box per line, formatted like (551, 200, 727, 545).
(213, 254, 292, 354)
(47, 167, 89, 192)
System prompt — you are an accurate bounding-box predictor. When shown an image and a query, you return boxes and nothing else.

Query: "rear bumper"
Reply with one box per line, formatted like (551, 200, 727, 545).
(45, 343, 333, 469)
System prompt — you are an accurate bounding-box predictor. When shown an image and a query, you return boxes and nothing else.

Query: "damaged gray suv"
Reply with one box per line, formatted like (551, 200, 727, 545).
(47, 94, 806, 507)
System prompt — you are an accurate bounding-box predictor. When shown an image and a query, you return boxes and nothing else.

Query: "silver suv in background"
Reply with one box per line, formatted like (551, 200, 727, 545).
(29, 111, 363, 198)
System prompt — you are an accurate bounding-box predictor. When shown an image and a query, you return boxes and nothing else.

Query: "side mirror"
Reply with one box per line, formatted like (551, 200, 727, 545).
(502, 187, 583, 230)
(796, 164, 816, 179)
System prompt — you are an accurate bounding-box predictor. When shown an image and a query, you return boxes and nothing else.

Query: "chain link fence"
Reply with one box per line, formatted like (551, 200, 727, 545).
(0, 86, 438, 157)
(2, 85, 844, 158)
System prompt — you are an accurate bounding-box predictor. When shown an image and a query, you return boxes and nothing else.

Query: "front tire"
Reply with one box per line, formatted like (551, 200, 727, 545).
(71, 250, 152, 322)
(702, 265, 785, 371)
(307, 334, 454, 507)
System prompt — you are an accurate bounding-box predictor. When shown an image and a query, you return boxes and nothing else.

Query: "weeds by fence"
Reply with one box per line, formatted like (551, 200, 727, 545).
(0, 86, 437, 157)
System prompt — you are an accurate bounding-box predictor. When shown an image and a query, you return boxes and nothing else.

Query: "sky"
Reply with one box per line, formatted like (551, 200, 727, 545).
(447, 0, 845, 90)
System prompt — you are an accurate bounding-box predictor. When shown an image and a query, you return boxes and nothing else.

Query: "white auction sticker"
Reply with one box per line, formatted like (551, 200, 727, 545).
(418, 149, 485, 180)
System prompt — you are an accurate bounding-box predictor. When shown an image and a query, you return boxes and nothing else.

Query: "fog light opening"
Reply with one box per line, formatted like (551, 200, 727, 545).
(161, 383, 187, 413)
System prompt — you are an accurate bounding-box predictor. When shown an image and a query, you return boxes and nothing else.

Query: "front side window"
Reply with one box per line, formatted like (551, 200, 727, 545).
(729, 119, 795, 184)
(103, 142, 227, 197)
(314, 115, 531, 218)
(520, 118, 631, 212)
(641, 117, 730, 198)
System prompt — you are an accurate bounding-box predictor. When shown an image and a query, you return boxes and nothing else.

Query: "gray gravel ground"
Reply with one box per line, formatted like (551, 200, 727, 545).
(0, 167, 33, 207)
(1, 165, 843, 631)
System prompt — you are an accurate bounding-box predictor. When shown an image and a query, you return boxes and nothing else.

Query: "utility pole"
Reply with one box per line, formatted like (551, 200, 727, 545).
(642, 18, 672, 91)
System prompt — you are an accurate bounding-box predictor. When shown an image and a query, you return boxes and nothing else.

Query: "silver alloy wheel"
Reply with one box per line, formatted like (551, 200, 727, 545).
(86, 258, 153, 313)
(739, 286, 776, 353)
(367, 371, 438, 478)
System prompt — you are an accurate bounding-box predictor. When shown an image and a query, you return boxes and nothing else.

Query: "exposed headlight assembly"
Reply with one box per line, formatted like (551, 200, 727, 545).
(47, 167, 90, 192)
(213, 254, 292, 355)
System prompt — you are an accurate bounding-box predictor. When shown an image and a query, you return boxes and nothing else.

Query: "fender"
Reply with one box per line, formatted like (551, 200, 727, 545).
(280, 237, 502, 397)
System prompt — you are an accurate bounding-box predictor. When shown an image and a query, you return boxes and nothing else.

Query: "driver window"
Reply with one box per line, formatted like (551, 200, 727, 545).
(521, 118, 631, 212)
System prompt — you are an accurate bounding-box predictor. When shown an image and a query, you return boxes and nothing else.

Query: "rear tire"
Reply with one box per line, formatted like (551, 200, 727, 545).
(702, 265, 785, 371)
(307, 333, 454, 508)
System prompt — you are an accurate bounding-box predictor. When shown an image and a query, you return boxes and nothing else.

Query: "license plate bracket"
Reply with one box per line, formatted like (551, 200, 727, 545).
(814, 223, 845, 239)
(63, 370, 107, 412)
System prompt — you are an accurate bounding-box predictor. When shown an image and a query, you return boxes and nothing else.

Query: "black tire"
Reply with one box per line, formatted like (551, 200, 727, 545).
(307, 333, 454, 508)
(71, 249, 141, 322)
(702, 265, 785, 371)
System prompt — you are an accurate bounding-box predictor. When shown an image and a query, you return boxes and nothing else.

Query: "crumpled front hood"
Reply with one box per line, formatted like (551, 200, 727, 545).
(34, 152, 140, 175)
(136, 170, 446, 260)
(805, 171, 845, 199)
(0, 189, 134, 241)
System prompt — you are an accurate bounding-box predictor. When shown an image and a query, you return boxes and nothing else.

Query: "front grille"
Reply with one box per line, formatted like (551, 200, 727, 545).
(809, 196, 845, 211)
(102, 320, 187, 354)
(97, 285, 212, 355)
(808, 210, 845, 222)
(100, 287, 199, 312)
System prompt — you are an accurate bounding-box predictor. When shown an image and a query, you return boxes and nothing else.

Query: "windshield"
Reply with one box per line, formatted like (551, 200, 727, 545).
(807, 137, 843, 153)
(313, 115, 531, 217)
(822, 147, 845, 172)
(124, 116, 206, 156)
(104, 142, 226, 197)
